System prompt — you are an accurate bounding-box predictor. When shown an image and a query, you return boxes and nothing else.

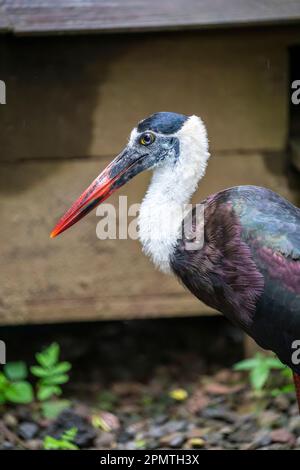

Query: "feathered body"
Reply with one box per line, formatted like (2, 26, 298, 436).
(171, 185, 300, 372)
(51, 111, 300, 378)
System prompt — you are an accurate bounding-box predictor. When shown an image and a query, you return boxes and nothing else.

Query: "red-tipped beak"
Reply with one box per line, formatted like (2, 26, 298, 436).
(50, 147, 142, 238)
(50, 164, 113, 239)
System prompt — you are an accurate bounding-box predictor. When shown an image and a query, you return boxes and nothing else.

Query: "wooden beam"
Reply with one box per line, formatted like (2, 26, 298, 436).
(0, 1, 11, 32)
(1, 0, 300, 35)
(0, 30, 291, 161)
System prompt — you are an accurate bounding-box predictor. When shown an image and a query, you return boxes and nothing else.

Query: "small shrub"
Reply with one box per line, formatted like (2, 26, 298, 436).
(234, 352, 292, 395)
(30, 343, 71, 401)
(43, 427, 78, 450)
(0, 361, 33, 405)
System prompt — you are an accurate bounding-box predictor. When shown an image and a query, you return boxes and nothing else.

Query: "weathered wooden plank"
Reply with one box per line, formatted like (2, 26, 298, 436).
(2, 0, 300, 35)
(0, 1, 11, 31)
(0, 151, 296, 325)
(1, 28, 294, 162)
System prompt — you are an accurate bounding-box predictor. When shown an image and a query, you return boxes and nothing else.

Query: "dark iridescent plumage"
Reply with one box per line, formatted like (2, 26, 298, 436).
(171, 185, 300, 372)
(50, 110, 300, 404)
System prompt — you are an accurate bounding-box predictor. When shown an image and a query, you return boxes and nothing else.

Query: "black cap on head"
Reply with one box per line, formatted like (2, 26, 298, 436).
(137, 112, 188, 135)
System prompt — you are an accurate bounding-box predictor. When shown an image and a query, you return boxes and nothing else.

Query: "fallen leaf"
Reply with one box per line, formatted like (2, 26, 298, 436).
(204, 382, 243, 395)
(271, 428, 295, 444)
(169, 389, 188, 401)
(91, 411, 120, 432)
(186, 390, 209, 414)
(186, 427, 210, 439)
(185, 437, 205, 448)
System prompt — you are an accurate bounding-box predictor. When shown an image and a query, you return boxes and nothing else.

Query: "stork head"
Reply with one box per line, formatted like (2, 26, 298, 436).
(50, 112, 209, 238)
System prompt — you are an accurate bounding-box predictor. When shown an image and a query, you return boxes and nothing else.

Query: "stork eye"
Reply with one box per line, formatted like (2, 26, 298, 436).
(139, 132, 155, 146)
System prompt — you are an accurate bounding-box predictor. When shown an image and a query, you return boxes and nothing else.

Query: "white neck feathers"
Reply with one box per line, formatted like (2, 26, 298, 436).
(138, 115, 210, 273)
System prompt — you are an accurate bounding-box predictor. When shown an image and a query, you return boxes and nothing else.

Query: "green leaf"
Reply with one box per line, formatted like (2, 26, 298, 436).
(43, 428, 78, 450)
(135, 439, 146, 449)
(0, 372, 9, 390)
(42, 374, 69, 386)
(4, 362, 28, 381)
(280, 384, 295, 393)
(250, 363, 270, 391)
(43, 436, 61, 450)
(62, 427, 77, 442)
(37, 384, 62, 401)
(35, 352, 50, 369)
(31, 362, 71, 378)
(0, 391, 7, 405)
(50, 362, 72, 375)
(270, 388, 281, 397)
(281, 368, 293, 379)
(36, 343, 60, 369)
(33, 344, 70, 400)
(40, 400, 71, 419)
(5, 381, 34, 404)
(233, 358, 259, 371)
(30, 365, 50, 378)
(270, 383, 294, 397)
(43, 435, 78, 450)
(265, 357, 285, 369)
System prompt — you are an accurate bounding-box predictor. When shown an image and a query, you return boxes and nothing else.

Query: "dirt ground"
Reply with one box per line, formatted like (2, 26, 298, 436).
(0, 317, 299, 450)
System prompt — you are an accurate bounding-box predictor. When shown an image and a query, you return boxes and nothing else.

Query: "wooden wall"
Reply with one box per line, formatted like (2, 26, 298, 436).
(0, 27, 299, 325)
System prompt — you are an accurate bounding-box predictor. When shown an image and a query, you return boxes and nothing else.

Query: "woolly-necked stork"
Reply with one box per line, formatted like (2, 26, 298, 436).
(51, 112, 300, 409)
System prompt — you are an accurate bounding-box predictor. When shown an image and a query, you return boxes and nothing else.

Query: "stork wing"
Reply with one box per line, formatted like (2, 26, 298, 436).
(235, 187, 300, 295)
(231, 188, 300, 366)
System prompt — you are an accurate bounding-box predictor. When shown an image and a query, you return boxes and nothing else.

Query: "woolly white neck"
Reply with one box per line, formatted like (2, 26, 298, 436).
(138, 115, 210, 273)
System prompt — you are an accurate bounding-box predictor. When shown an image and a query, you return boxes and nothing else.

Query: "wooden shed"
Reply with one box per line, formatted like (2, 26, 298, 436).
(1, 1, 300, 326)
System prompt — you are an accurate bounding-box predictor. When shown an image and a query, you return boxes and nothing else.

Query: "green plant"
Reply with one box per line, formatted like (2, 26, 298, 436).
(234, 353, 292, 394)
(135, 439, 146, 449)
(0, 361, 34, 405)
(30, 343, 71, 401)
(43, 427, 78, 450)
(270, 367, 294, 397)
(40, 399, 71, 419)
